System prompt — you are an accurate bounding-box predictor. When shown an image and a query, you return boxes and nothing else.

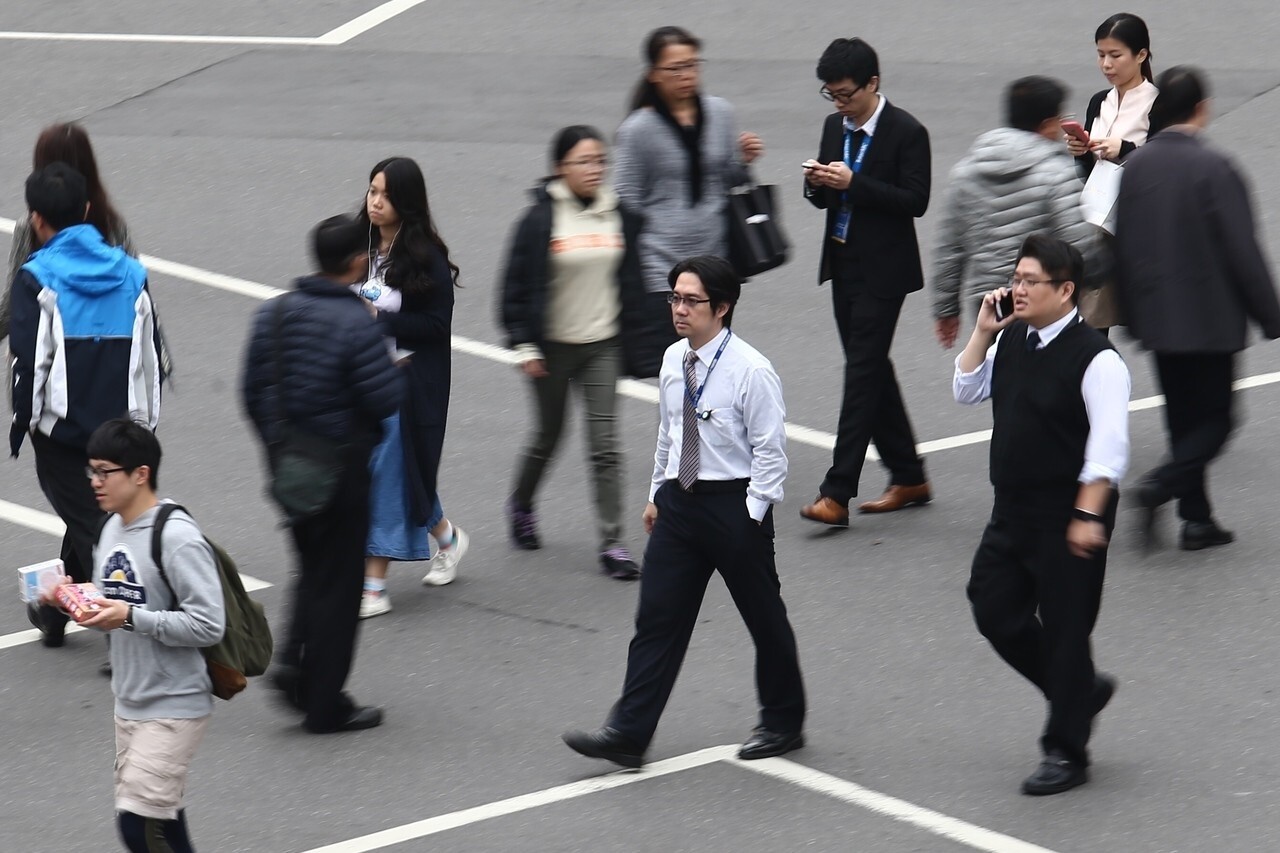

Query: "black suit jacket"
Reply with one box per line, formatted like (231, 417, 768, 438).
(805, 100, 931, 294)
(1114, 129, 1280, 353)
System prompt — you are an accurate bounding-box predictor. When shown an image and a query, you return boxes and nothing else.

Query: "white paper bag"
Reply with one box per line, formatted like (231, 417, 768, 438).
(1080, 159, 1123, 235)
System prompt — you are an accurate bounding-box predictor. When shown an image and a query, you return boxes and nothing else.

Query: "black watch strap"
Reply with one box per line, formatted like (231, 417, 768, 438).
(1072, 507, 1104, 523)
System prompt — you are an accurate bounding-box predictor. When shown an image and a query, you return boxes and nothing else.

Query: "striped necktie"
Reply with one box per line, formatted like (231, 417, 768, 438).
(678, 350, 701, 490)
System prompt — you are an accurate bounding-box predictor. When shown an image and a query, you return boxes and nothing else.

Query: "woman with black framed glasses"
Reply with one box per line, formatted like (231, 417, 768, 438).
(612, 26, 763, 377)
(499, 126, 646, 579)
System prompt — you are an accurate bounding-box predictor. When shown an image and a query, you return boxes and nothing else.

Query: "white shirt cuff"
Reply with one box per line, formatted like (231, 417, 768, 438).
(746, 495, 770, 522)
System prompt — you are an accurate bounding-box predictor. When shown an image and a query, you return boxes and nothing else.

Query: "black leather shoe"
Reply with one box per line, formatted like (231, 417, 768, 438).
(306, 705, 384, 733)
(1091, 673, 1117, 718)
(562, 727, 646, 768)
(27, 602, 65, 648)
(1021, 752, 1088, 796)
(1133, 477, 1167, 546)
(1180, 520, 1235, 551)
(737, 727, 805, 760)
(268, 664, 305, 712)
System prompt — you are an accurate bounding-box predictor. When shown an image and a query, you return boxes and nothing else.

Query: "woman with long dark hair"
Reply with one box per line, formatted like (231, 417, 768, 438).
(354, 156, 466, 619)
(612, 26, 762, 375)
(499, 125, 645, 579)
(1065, 12, 1157, 332)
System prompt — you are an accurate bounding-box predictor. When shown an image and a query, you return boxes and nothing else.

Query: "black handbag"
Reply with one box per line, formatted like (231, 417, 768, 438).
(726, 182, 789, 279)
(266, 296, 349, 521)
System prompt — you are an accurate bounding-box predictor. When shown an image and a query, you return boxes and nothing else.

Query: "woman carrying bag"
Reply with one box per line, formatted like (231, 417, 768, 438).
(499, 126, 645, 580)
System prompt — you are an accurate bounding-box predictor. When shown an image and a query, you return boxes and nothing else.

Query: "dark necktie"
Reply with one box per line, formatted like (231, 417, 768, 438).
(1026, 330, 1041, 352)
(678, 350, 701, 490)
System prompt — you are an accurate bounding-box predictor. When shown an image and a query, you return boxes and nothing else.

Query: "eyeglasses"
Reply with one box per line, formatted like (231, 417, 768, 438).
(85, 465, 126, 481)
(655, 59, 705, 77)
(667, 293, 711, 308)
(1008, 276, 1066, 288)
(562, 157, 608, 168)
(820, 84, 864, 104)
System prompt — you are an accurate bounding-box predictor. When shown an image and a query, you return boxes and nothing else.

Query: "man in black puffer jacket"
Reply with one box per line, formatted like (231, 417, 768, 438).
(241, 214, 402, 734)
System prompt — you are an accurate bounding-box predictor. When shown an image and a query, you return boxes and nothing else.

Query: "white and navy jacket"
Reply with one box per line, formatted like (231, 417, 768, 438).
(8, 223, 160, 455)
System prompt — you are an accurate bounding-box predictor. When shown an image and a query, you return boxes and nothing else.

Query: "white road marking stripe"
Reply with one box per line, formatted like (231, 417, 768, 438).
(299, 744, 1058, 853)
(0, 625, 85, 652)
(300, 745, 738, 852)
(732, 755, 1060, 853)
(314, 0, 431, 45)
(0, 0, 430, 46)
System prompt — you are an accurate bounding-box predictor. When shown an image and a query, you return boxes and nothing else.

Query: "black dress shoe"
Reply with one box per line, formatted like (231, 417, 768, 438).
(28, 602, 66, 648)
(1180, 520, 1235, 551)
(1021, 752, 1088, 796)
(1090, 673, 1117, 718)
(305, 705, 384, 733)
(1133, 477, 1167, 546)
(268, 664, 306, 712)
(562, 727, 646, 768)
(737, 727, 805, 760)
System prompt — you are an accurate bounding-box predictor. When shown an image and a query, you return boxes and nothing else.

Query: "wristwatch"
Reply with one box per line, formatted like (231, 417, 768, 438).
(1072, 507, 1104, 523)
(121, 606, 136, 632)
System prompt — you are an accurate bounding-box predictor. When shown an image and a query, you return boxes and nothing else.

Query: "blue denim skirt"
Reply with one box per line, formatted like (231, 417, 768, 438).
(367, 412, 443, 560)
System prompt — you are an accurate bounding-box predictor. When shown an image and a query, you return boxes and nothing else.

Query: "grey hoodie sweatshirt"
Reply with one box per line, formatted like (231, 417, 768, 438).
(95, 502, 225, 720)
(931, 127, 1094, 318)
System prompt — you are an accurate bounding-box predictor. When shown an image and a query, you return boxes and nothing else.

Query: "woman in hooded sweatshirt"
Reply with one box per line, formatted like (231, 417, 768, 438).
(499, 126, 645, 580)
(612, 26, 762, 375)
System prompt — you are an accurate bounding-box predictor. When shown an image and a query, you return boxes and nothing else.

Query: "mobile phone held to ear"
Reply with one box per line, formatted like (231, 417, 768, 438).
(1062, 120, 1090, 145)
(995, 291, 1014, 321)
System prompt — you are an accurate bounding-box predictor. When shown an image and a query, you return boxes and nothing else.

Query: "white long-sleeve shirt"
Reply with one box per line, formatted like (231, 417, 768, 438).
(650, 328, 787, 521)
(953, 310, 1130, 484)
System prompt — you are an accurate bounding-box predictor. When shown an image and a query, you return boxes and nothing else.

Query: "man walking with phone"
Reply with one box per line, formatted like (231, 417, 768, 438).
(955, 234, 1129, 795)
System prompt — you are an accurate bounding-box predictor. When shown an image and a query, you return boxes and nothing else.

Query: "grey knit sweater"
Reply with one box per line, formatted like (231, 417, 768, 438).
(613, 96, 749, 293)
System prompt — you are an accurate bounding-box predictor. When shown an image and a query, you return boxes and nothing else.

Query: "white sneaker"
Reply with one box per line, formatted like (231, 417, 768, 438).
(359, 589, 392, 619)
(422, 526, 468, 586)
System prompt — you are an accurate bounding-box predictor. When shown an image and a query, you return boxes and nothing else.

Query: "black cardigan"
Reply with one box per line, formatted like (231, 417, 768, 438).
(1074, 88, 1144, 179)
(375, 251, 454, 525)
(498, 183, 652, 376)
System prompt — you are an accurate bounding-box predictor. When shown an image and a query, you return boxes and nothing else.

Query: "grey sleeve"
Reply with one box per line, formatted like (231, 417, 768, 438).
(931, 169, 968, 318)
(131, 523, 225, 648)
(612, 115, 647, 213)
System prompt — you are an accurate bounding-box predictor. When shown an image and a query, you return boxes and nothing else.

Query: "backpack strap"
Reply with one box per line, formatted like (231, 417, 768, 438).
(149, 503, 185, 607)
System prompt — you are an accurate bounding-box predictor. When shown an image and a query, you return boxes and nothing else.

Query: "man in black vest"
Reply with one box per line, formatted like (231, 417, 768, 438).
(954, 234, 1130, 795)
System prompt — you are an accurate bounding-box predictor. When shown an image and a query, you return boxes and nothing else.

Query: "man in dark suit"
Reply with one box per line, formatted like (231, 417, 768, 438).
(1114, 66, 1280, 550)
(799, 38, 932, 527)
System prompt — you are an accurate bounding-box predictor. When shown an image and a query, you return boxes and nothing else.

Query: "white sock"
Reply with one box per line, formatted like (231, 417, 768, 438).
(364, 577, 387, 593)
(436, 521, 455, 550)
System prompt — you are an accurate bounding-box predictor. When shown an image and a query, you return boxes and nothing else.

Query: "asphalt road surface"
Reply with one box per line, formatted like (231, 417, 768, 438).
(3, 2, 1280, 851)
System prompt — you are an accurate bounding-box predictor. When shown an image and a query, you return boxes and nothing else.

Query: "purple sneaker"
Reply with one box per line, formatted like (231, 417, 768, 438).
(600, 548, 641, 581)
(507, 498, 541, 550)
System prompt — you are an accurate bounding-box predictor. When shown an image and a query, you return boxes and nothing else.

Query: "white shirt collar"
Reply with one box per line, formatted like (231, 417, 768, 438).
(688, 326, 732, 362)
(1028, 309, 1080, 348)
(844, 94, 887, 136)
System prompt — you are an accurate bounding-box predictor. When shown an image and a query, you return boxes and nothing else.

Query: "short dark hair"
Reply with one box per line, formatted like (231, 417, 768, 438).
(87, 418, 162, 491)
(551, 125, 604, 166)
(1006, 76, 1067, 133)
(311, 214, 366, 276)
(1149, 65, 1207, 134)
(1015, 233, 1084, 305)
(25, 162, 88, 231)
(667, 255, 741, 326)
(816, 38, 879, 87)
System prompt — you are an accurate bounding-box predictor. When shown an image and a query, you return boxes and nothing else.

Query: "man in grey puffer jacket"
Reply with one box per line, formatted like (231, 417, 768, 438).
(933, 76, 1094, 348)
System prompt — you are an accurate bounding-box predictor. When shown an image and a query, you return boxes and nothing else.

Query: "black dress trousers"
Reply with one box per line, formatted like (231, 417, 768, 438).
(608, 481, 806, 748)
(820, 262, 926, 505)
(284, 452, 373, 732)
(966, 491, 1116, 766)
(1151, 352, 1235, 523)
(32, 432, 106, 632)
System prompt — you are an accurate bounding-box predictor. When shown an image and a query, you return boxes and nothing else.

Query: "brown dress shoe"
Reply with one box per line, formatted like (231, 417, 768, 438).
(857, 483, 932, 513)
(799, 495, 849, 527)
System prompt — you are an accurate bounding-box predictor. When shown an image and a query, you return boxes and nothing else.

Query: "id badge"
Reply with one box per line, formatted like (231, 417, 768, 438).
(831, 206, 851, 244)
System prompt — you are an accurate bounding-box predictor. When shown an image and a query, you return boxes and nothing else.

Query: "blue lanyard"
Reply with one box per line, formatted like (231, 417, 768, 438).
(685, 330, 732, 414)
(841, 127, 872, 203)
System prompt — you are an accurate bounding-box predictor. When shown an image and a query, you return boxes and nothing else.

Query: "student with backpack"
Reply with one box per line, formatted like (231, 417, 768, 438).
(42, 418, 224, 853)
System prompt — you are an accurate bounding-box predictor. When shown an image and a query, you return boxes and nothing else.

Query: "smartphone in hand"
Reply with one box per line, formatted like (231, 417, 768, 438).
(1062, 120, 1090, 145)
(995, 291, 1015, 321)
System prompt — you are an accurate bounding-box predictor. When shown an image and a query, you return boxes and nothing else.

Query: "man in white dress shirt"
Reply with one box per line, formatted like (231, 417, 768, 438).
(954, 234, 1129, 796)
(563, 255, 806, 768)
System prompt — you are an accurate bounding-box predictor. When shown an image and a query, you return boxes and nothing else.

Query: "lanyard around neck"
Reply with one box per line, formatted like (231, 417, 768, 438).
(842, 128, 872, 203)
(685, 330, 732, 414)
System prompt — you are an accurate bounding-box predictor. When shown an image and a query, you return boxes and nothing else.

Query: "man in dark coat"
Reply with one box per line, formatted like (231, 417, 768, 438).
(798, 37, 933, 528)
(241, 214, 402, 733)
(1113, 66, 1280, 550)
